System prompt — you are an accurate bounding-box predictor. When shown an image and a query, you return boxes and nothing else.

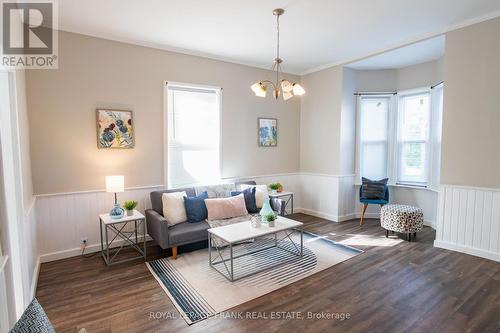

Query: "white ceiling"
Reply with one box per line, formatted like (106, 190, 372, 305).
(58, 0, 500, 74)
(346, 36, 446, 70)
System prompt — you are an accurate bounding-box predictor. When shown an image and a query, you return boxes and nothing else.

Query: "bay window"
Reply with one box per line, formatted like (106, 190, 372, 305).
(356, 85, 443, 189)
(397, 92, 431, 186)
(358, 96, 391, 180)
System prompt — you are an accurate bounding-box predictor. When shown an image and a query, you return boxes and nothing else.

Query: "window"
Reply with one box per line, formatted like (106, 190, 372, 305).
(358, 96, 391, 180)
(356, 86, 443, 188)
(397, 92, 430, 185)
(166, 83, 221, 188)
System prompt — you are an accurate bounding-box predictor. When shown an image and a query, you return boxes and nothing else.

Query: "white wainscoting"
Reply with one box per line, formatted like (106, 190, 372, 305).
(34, 173, 441, 264)
(21, 199, 38, 303)
(434, 184, 500, 262)
(36, 186, 164, 263)
(298, 173, 357, 222)
(0, 256, 10, 333)
(352, 185, 438, 227)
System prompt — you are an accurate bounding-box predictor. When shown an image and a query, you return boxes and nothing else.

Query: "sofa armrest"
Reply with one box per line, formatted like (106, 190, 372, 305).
(145, 209, 170, 249)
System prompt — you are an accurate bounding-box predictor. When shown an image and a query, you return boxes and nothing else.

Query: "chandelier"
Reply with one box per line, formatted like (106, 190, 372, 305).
(251, 8, 305, 100)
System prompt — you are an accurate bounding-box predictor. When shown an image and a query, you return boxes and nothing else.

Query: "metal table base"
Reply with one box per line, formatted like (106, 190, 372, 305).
(208, 226, 303, 282)
(100, 218, 147, 266)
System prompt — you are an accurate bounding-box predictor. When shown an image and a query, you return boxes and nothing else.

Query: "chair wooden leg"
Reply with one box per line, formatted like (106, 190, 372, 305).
(360, 204, 368, 226)
(172, 246, 178, 260)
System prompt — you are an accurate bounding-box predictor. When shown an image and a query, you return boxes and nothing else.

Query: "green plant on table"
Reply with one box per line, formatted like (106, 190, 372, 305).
(123, 200, 138, 211)
(269, 183, 280, 191)
(265, 212, 277, 222)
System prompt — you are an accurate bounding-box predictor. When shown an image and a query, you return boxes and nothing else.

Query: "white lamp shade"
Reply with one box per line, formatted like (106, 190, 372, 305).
(283, 90, 293, 100)
(251, 82, 267, 97)
(292, 83, 306, 95)
(281, 80, 293, 92)
(106, 175, 124, 193)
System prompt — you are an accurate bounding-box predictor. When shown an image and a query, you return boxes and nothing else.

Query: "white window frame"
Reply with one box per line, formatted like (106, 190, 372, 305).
(395, 88, 432, 187)
(163, 81, 222, 188)
(355, 85, 443, 189)
(355, 94, 395, 181)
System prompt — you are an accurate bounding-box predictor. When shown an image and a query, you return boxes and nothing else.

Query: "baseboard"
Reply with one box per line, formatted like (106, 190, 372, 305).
(294, 208, 340, 222)
(30, 257, 40, 299)
(295, 208, 435, 228)
(39, 235, 153, 263)
(434, 240, 500, 263)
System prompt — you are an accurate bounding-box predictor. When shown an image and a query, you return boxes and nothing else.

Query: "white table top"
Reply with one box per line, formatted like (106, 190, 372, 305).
(268, 191, 293, 197)
(208, 216, 303, 244)
(99, 210, 145, 224)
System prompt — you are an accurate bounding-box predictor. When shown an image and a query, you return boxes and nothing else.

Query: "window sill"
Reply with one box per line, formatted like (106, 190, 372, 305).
(354, 183, 439, 193)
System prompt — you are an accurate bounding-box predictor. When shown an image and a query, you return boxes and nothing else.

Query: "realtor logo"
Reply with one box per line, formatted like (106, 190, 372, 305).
(1, 0, 58, 69)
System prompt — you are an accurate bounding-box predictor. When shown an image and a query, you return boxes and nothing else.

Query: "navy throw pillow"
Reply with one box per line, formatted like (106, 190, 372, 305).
(231, 187, 258, 213)
(184, 192, 208, 223)
(361, 177, 388, 200)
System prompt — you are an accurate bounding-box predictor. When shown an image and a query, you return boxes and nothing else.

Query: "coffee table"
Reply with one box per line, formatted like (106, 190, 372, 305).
(208, 216, 303, 281)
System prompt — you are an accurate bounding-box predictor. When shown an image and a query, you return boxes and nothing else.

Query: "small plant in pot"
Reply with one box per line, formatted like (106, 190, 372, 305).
(269, 183, 281, 194)
(265, 212, 277, 227)
(123, 200, 138, 216)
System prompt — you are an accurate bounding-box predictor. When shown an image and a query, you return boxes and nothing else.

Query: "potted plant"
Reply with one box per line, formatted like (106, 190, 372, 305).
(123, 200, 138, 216)
(265, 212, 277, 227)
(269, 183, 280, 194)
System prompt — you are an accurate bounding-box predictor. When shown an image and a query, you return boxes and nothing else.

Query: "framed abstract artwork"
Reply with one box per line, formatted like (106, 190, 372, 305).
(96, 109, 134, 148)
(258, 117, 277, 147)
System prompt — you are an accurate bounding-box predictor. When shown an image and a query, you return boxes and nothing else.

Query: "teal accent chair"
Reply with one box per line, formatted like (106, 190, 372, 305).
(359, 185, 389, 225)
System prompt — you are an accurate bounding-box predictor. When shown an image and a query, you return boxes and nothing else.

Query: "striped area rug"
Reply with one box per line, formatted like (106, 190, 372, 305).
(146, 231, 361, 325)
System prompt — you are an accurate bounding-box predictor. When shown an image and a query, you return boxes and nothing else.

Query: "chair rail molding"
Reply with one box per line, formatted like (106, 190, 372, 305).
(434, 184, 500, 262)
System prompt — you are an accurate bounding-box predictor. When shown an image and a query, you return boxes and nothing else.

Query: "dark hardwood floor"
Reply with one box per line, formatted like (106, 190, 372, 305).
(36, 214, 500, 333)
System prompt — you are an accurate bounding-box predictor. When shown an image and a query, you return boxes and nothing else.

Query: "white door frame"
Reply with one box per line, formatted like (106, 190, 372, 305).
(0, 70, 26, 325)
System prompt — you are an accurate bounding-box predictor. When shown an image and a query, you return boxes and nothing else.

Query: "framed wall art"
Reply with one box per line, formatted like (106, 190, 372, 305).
(96, 109, 134, 148)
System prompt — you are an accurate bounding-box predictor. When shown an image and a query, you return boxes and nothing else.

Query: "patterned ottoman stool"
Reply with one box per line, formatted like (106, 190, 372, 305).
(380, 204, 423, 241)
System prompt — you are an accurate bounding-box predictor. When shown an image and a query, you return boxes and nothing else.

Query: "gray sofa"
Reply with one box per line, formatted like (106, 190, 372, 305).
(145, 181, 285, 259)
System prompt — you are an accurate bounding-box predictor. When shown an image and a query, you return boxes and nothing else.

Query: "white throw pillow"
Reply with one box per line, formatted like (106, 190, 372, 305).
(162, 191, 187, 226)
(239, 184, 268, 208)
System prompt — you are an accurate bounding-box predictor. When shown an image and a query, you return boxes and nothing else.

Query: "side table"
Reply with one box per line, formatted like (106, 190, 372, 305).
(268, 191, 294, 215)
(99, 210, 147, 265)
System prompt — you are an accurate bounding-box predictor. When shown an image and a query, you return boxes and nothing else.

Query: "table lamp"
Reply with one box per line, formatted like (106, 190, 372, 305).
(106, 175, 125, 219)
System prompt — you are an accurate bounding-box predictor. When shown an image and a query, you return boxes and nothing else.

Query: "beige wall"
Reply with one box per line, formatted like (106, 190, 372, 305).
(299, 65, 343, 174)
(26, 32, 300, 194)
(441, 17, 500, 188)
(339, 67, 357, 175)
(355, 59, 444, 92)
(397, 58, 443, 91)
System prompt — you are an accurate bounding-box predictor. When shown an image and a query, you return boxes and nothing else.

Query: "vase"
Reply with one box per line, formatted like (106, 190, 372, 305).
(259, 198, 274, 224)
(110, 204, 124, 219)
(126, 209, 134, 216)
(251, 215, 261, 228)
(268, 220, 276, 227)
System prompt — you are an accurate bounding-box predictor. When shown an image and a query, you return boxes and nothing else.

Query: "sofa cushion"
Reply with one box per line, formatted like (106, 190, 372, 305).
(361, 177, 388, 200)
(10, 298, 55, 333)
(195, 184, 236, 198)
(169, 221, 210, 245)
(239, 184, 268, 208)
(150, 187, 196, 215)
(184, 192, 208, 223)
(205, 194, 248, 220)
(231, 187, 258, 213)
(162, 191, 187, 226)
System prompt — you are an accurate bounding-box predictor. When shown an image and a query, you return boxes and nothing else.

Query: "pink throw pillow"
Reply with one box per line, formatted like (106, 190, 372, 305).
(205, 194, 248, 221)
